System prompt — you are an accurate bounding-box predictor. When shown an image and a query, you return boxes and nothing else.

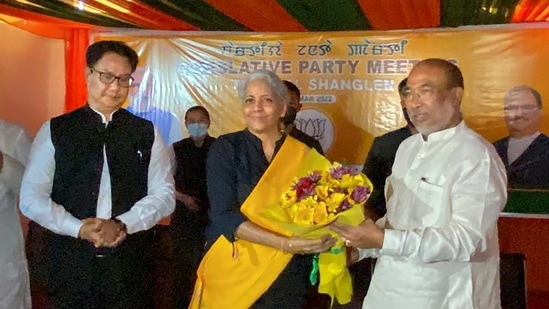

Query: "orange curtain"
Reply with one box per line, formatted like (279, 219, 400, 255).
(512, 0, 549, 22)
(65, 28, 90, 112)
(356, 0, 440, 30)
(0, 4, 91, 112)
(204, 0, 306, 31)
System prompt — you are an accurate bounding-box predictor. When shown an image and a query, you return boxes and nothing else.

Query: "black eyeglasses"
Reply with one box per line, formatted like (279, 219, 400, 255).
(90, 67, 134, 88)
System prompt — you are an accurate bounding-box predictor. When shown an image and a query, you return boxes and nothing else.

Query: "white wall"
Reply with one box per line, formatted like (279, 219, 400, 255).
(0, 22, 65, 136)
(0, 22, 66, 237)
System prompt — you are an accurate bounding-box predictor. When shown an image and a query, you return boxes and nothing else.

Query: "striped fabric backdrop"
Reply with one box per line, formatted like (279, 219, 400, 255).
(0, 0, 547, 31)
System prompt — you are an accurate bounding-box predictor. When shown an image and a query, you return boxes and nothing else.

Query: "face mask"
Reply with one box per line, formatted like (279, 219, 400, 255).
(187, 123, 208, 138)
(282, 106, 298, 126)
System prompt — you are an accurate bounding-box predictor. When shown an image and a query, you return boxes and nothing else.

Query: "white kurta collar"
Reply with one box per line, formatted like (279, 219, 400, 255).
(421, 121, 465, 143)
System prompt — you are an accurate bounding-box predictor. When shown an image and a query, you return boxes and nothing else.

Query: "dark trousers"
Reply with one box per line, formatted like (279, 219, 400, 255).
(28, 225, 154, 309)
(171, 209, 208, 309)
(49, 255, 152, 309)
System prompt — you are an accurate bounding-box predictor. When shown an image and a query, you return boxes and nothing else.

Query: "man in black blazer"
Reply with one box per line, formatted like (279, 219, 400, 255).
(282, 80, 324, 155)
(335, 78, 416, 309)
(362, 78, 417, 219)
(493, 85, 549, 189)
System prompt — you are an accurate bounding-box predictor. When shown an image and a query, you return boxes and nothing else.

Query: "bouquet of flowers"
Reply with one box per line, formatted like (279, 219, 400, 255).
(196, 138, 371, 309)
(260, 162, 373, 305)
(281, 163, 372, 227)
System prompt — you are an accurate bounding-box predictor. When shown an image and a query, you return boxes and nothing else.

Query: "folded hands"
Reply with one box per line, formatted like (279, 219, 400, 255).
(78, 218, 127, 248)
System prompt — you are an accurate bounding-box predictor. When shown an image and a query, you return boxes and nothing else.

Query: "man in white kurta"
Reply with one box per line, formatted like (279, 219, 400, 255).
(0, 119, 32, 309)
(330, 58, 507, 309)
(365, 121, 507, 308)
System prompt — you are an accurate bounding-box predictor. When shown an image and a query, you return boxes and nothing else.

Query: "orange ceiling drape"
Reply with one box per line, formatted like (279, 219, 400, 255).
(205, 0, 306, 31)
(88, 0, 197, 30)
(0, 3, 90, 112)
(357, 0, 440, 30)
(512, 0, 549, 22)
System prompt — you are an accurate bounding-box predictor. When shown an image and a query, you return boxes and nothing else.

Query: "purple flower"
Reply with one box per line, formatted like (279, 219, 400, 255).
(330, 166, 346, 179)
(308, 171, 321, 182)
(351, 186, 370, 204)
(330, 165, 360, 179)
(339, 199, 352, 212)
(344, 166, 360, 176)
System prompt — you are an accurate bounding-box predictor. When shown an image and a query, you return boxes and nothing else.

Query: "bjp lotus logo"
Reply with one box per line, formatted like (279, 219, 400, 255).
(295, 109, 334, 152)
(295, 118, 326, 140)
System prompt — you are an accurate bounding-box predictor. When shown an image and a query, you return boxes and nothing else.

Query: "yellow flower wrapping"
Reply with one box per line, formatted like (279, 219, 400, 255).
(256, 143, 373, 305)
(190, 136, 373, 308)
(190, 137, 317, 308)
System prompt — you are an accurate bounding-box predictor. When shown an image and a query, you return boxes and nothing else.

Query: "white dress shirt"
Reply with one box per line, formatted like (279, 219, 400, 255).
(507, 131, 540, 165)
(19, 109, 175, 237)
(361, 121, 507, 309)
(0, 119, 32, 309)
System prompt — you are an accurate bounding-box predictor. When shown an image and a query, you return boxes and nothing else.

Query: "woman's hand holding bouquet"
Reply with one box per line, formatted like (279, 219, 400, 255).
(261, 162, 373, 305)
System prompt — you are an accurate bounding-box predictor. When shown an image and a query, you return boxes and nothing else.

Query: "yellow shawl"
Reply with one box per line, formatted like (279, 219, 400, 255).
(189, 136, 312, 309)
(189, 136, 361, 308)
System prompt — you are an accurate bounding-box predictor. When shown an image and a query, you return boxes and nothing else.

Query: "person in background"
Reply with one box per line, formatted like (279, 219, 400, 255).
(362, 77, 417, 220)
(282, 80, 324, 155)
(127, 67, 180, 295)
(0, 119, 32, 309)
(493, 85, 549, 189)
(127, 69, 177, 307)
(127, 67, 183, 146)
(330, 58, 507, 309)
(335, 78, 418, 309)
(171, 105, 215, 309)
(19, 40, 175, 309)
(189, 70, 336, 309)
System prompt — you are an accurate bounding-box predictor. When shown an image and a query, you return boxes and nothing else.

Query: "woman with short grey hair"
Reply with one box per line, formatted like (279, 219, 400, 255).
(190, 69, 336, 308)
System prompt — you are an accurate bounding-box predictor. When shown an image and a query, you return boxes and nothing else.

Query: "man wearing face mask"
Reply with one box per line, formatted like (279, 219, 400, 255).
(170, 106, 215, 308)
(282, 81, 324, 155)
